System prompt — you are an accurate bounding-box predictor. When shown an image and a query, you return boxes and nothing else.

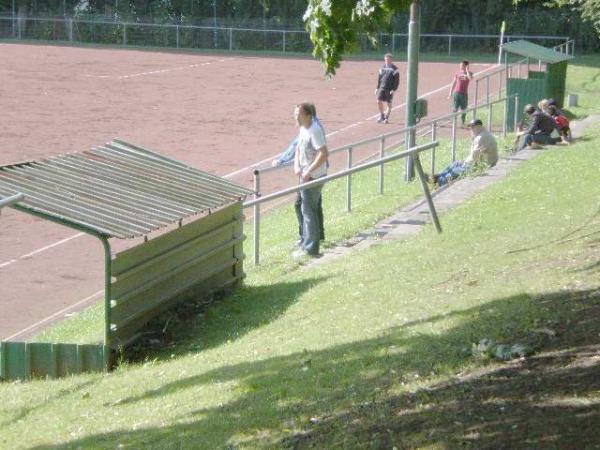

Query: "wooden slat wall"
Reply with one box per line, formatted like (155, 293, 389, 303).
(110, 202, 244, 346)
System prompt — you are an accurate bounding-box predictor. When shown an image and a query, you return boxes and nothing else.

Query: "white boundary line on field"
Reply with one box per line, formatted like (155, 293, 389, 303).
(85, 58, 232, 79)
(4, 289, 104, 341)
(0, 62, 500, 270)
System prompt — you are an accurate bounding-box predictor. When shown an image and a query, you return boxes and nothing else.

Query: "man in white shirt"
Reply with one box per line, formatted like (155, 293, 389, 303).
(432, 118, 498, 187)
(292, 102, 329, 259)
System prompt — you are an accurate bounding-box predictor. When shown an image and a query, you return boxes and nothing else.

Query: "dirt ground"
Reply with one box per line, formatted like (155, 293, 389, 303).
(0, 43, 499, 340)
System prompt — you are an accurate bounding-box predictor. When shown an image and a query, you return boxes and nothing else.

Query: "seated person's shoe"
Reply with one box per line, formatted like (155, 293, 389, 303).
(292, 249, 313, 261)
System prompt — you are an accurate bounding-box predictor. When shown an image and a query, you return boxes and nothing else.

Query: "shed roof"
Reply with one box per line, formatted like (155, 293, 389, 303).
(0, 140, 253, 239)
(501, 40, 573, 64)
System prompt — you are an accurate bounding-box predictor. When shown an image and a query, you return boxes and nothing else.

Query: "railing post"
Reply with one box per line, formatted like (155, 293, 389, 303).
(448, 34, 452, 55)
(571, 40, 575, 57)
(503, 96, 508, 137)
(346, 147, 353, 213)
(379, 136, 385, 194)
(486, 75, 490, 103)
(229, 28, 233, 51)
(282, 30, 286, 52)
(538, 59, 542, 71)
(488, 102, 493, 133)
(497, 70, 502, 100)
(122, 23, 127, 45)
(176, 25, 179, 48)
(514, 95, 520, 132)
(451, 114, 457, 162)
(430, 121, 437, 175)
(68, 17, 73, 42)
(473, 78, 479, 120)
(253, 169, 261, 266)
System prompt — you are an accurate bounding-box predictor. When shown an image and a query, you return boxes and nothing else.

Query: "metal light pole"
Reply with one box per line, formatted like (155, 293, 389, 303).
(11, 0, 15, 37)
(213, 0, 218, 48)
(404, 0, 421, 182)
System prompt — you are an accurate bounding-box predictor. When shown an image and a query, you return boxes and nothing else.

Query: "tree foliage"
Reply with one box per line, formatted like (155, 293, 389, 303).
(542, 0, 600, 33)
(303, 0, 412, 76)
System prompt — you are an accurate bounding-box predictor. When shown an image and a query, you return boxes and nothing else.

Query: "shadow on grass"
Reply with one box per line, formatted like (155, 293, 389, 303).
(0, 379, 97, 429)
(122, 276, 330, 362)
(31, 287, 600, 450)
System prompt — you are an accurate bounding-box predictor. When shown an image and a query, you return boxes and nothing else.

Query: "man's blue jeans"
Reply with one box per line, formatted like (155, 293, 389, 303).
(519, 132, 552, 150)
(300, 185, 323, 255)
(437, 161, 468, 187)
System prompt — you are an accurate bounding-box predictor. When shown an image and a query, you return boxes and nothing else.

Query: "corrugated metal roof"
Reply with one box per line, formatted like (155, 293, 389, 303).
(501, 40, 573, 64)
(0, 140, 253, 239)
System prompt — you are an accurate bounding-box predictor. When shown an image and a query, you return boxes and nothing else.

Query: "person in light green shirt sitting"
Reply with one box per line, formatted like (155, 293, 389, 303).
(432, 118, 498, 187)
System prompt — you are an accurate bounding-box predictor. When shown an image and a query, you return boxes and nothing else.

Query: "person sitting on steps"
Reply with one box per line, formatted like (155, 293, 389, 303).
(517, 104, 559, 151)
(430, 118, 498, 187)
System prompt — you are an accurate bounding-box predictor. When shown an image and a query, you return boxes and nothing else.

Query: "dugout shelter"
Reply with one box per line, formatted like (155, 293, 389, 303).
(0, 140, 253, 381)
(501, 40, 573, 130)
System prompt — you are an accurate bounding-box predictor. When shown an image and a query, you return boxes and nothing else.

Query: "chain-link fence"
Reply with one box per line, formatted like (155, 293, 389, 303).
(0, 16, 571, 57)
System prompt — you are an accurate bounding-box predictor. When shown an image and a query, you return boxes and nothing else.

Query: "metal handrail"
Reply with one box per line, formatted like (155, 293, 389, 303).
(0, 192, 24, 209)
(244, 142, 440, 265)
(246, 91, 520, 265)
(244, 142, 436, 208)
(260, 94, 515, 177)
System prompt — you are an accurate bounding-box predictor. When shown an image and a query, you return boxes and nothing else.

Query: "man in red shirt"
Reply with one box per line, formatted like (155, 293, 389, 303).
(448, 60, 474, 126)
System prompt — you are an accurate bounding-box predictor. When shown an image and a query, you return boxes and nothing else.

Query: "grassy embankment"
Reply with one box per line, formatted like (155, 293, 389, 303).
(1, 57, 599, 450)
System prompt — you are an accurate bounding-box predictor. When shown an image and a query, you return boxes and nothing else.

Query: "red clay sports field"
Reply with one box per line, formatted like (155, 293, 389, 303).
(0, 43, 500, 340)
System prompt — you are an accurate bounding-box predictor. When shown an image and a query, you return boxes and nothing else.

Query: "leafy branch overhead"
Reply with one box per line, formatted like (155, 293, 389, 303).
(303, 0, 413, 76)
(515, 0, 600, 34)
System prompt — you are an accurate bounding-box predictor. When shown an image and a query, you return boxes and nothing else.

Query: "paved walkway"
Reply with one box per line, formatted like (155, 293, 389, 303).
(308, 115, 600, 266)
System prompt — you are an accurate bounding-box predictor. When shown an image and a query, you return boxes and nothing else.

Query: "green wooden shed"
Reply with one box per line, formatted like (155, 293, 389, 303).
(0, 140, 253, 381)
(502, 40, 573, 131)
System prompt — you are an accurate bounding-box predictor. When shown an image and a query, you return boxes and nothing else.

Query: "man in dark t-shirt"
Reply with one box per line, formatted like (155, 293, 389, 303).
(375, 53, 400, 124)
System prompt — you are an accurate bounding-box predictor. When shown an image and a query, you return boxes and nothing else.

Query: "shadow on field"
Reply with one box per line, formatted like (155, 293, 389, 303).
(122, 276, 331, 361)
(31, 287, 600, 450)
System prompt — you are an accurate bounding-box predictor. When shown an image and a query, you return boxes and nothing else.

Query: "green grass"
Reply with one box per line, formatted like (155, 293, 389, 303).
(565, 55, 600, 119)
(2, 120, 600, 449)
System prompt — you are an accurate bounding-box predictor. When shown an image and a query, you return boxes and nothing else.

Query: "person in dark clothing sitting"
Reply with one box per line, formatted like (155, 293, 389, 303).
(517, 104, 559, 150)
